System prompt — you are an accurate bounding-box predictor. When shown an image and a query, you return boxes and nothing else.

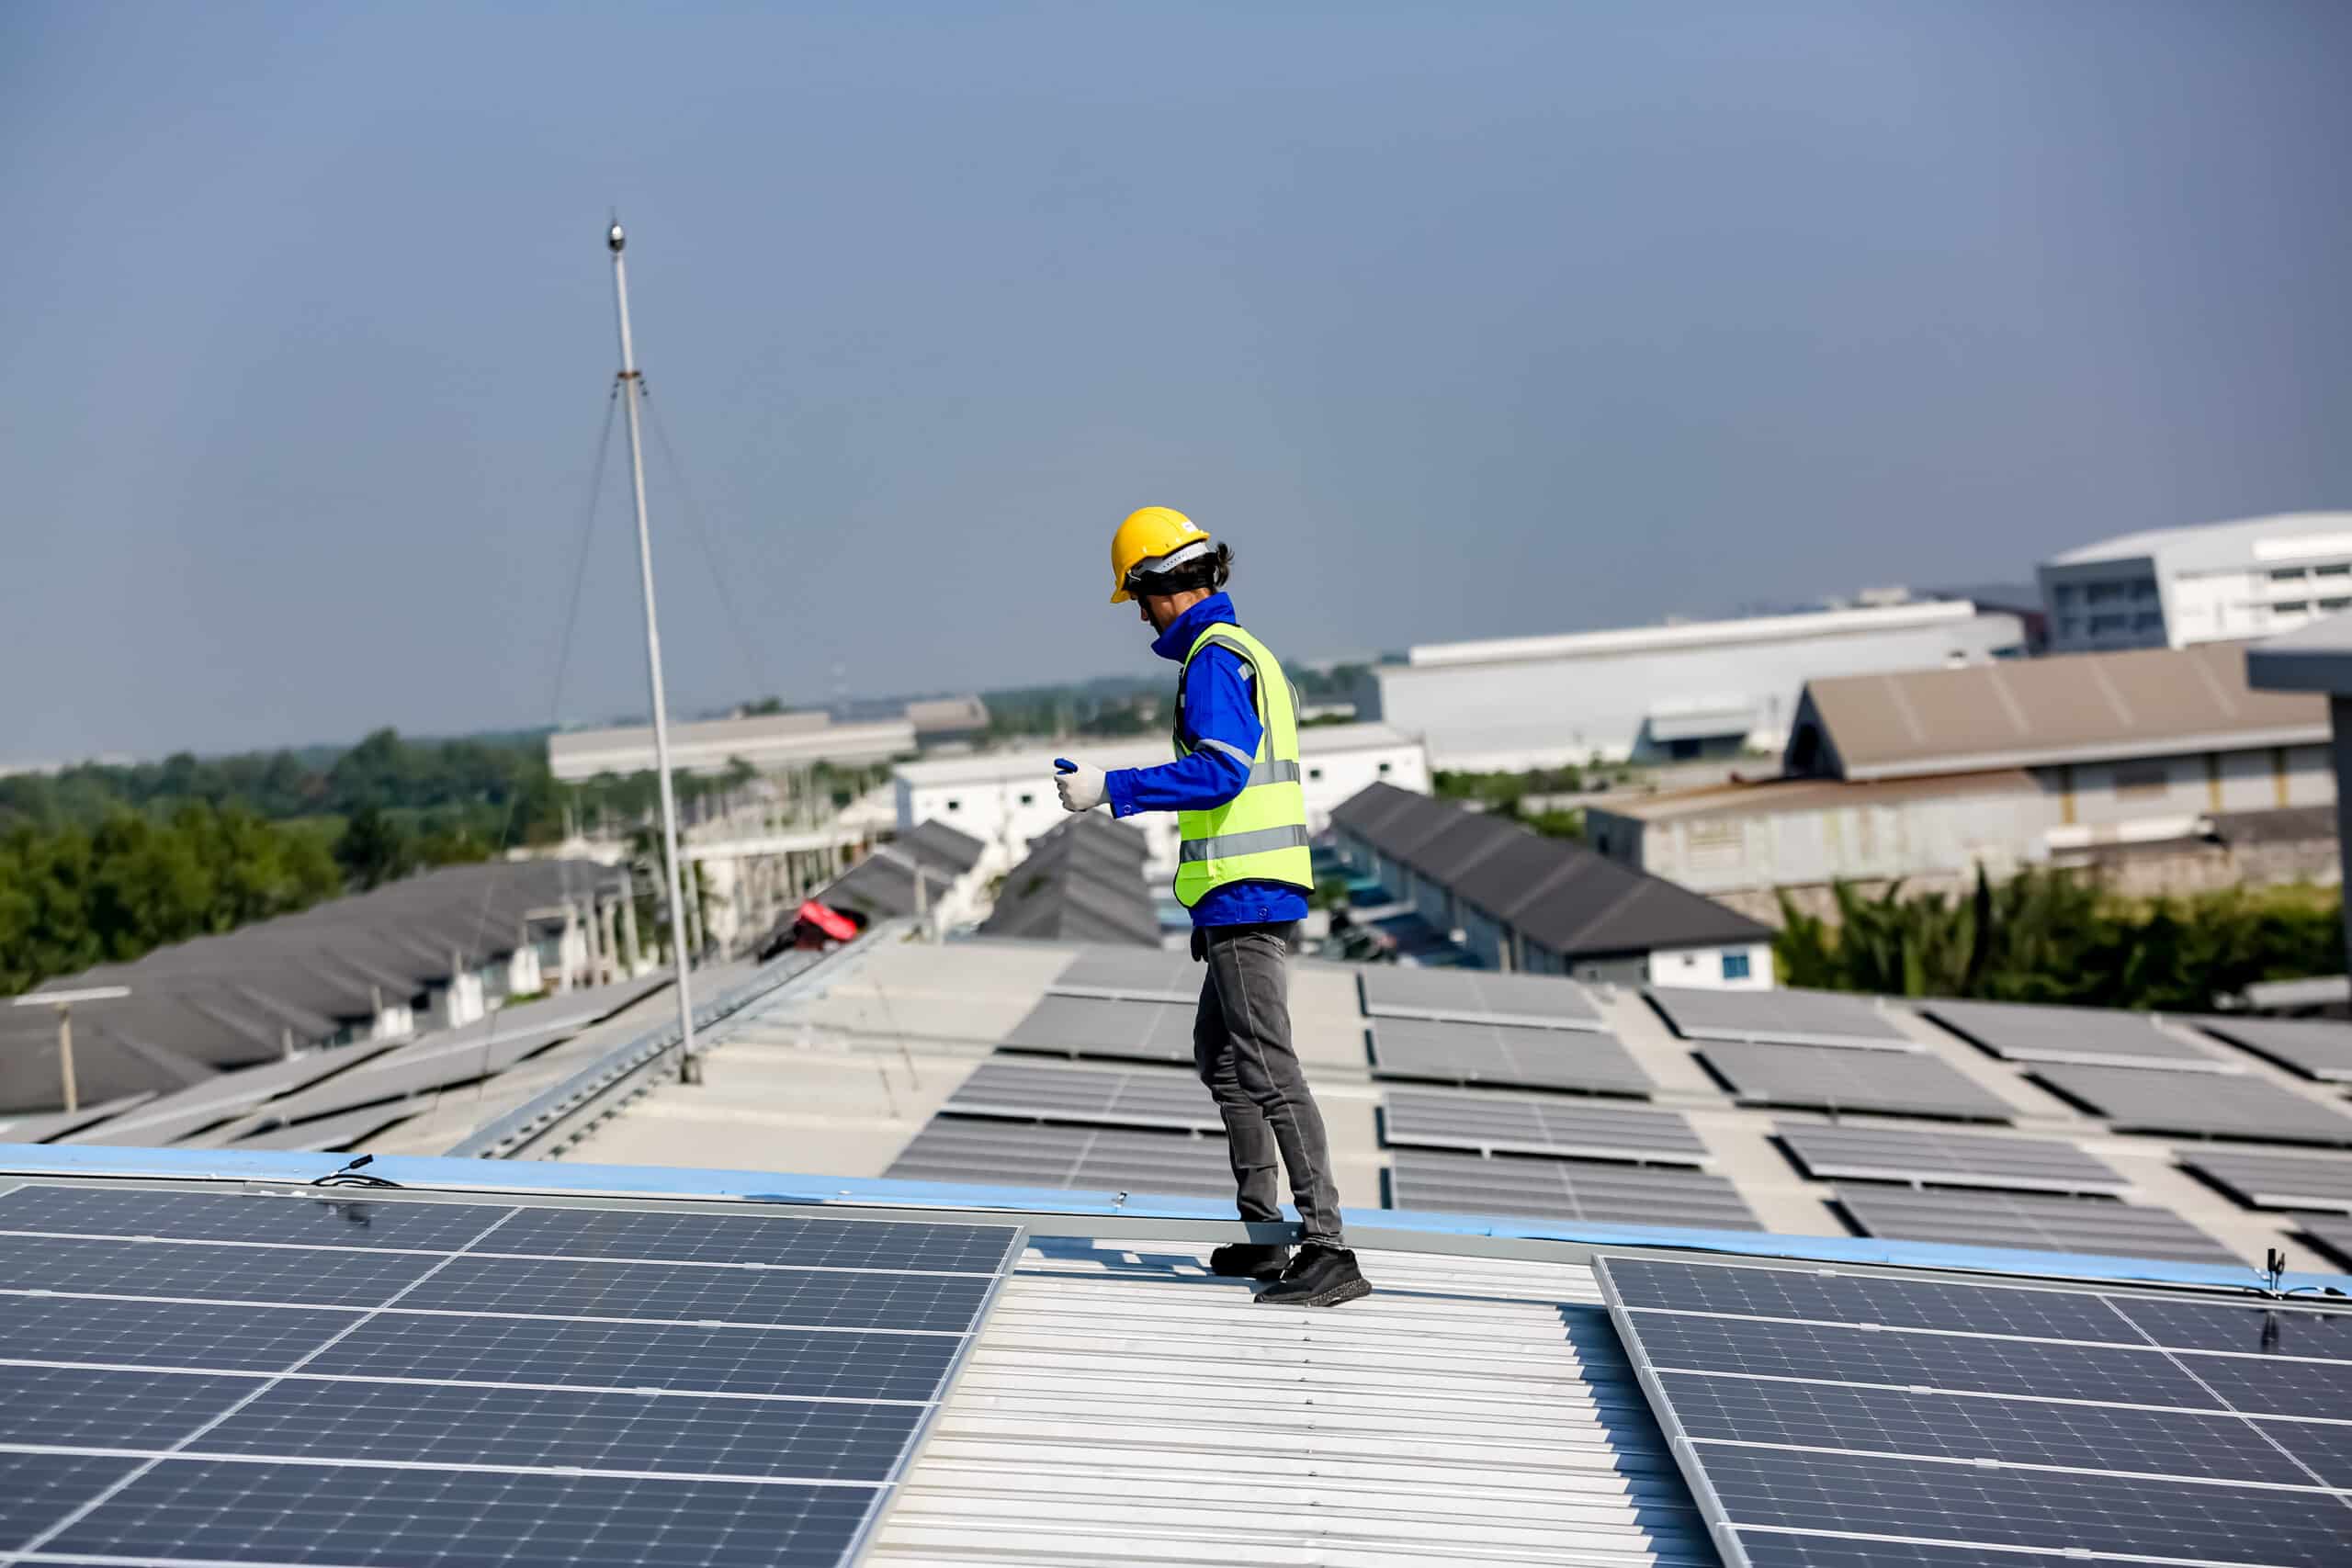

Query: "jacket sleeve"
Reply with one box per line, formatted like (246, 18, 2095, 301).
(1103, 646, 1264, 818)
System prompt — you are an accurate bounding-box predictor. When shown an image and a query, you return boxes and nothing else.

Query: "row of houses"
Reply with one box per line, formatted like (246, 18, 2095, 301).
(4, 860, 640, 1114)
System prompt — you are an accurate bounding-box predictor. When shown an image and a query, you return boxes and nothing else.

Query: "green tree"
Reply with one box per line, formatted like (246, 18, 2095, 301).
(336, 806, 411, 891)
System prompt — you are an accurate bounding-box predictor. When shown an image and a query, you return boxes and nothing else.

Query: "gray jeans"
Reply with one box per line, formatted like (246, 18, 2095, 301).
(1192, 922, 1345, 1247)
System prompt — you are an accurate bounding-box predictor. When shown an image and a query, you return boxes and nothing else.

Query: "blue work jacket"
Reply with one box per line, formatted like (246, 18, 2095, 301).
(1103, 593, 1310, 929)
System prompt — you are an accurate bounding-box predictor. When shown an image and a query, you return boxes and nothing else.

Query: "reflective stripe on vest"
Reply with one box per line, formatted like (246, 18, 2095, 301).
(1171, 622, 1314, 908)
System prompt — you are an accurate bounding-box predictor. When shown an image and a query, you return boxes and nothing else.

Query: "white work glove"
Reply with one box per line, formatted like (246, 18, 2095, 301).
(1054, 758, 1107, 813)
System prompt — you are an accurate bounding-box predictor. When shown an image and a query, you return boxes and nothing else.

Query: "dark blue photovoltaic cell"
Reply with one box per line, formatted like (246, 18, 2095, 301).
(1696, 1446, 2352, 1568)
(0, 1451, 143, 1552)
(2197, 1353, 2352, 1421)
(395, 1253, 991, 1330)
(1606, 1258, 2131, 1343)
(47, 1458, 877, 1568)
(0, 1292, 348, 1370)
(0, 1363, 253, 1450)
(0, 1183, 510, 1250)
(2268, 1419, 2352, 1488)
(1736, 1537, 2166, 1568)
(1658, 1372, 2286, 1482)
(2112, 1296, 2352, 1361)
(208, 1378, 927, 1482)
(1629, 1311, 2215, 1407)
(306, 1312, 965, 1402)
(0, 1234, 435, 1305)
(489, 1205, 1018, 1273)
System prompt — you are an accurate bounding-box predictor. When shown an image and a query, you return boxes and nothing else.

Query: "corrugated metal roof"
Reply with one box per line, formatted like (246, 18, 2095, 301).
(1792, 641, 2325, 781)
(875, 1239, 1707, 1567)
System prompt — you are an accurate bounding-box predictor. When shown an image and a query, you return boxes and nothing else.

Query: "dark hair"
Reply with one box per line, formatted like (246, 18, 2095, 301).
(1133, 541, 1232, 598)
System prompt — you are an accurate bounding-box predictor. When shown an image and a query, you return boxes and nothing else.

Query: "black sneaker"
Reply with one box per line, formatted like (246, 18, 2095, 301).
(1208, 1242, 1292, 1280)
(1252, 1243, 1371, 1307)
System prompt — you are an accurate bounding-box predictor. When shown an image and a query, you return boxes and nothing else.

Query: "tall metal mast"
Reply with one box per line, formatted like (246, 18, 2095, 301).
(607, 220, 697, 1077)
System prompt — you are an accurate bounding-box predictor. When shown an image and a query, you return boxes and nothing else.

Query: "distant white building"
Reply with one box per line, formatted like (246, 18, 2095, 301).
(548, 712, 914, 781)
(893, 722, 1431, 874)
(2040, 512, 2352, 655)
(1361, 601, 2025, 773)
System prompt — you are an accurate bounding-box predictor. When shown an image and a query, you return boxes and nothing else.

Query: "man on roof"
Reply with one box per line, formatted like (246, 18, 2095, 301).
(1053, 507, 1370, 1309)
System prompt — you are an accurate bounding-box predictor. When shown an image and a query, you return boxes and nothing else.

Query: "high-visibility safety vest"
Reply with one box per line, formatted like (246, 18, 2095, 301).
(1171, 621, 1315, 908)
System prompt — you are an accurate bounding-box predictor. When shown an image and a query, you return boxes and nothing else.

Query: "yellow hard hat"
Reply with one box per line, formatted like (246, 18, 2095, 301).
(1109, 506, 1215, 604)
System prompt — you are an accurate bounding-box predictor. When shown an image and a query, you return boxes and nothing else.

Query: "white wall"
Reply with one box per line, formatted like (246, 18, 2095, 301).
(895, 727, 1430, 870)
(1370, 611, 2023, 771)
(1648, 942, 1774, 990)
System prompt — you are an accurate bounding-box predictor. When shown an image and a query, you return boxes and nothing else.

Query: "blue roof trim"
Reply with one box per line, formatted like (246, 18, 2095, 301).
(6, 1142, 2346, 1295)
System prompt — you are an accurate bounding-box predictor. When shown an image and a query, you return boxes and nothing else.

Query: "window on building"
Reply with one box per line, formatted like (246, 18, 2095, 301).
(2318, 563, 2352, 579)
(2132, 580, 2157, 600)
(2278, 601, 2311, 615)
(2052, 583, 2078, 605)
(2058, 616, 2081, 637)
(2085, 581, 2119, 604)
(1018, 793, 1034, 806)
(2088, 614, 2126, 633)
(1308, 766, 1323, 780)
(2272, 567, 2309, 582)
(2132, 611, 2162, 630)
(2323, 598, 2351, 612)
(1377, 761, 1392, 774)
(1721, 951, 1751, 981)
(2112, 761, 2170, 800)
(946, 798, 961, 811)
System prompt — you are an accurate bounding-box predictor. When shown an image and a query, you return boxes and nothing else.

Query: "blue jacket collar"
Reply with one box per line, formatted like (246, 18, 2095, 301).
(1149, 592, 1238, 662)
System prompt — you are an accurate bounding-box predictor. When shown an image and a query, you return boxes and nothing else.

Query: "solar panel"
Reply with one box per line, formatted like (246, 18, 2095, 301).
(885, 1115, 1235, 1198)
(2034, 1062, 2352, 1145)
(252, 1000, 646, 1123)
(0, 1090, 158, 1144)
(943, 1058, 1219, 1133)
(1834, 1185, 2240, 1266)
(2198, 1016, 2352, 1083)
(1357, 965, 1605, 1031)
(1699, 1043, 2014, 1122)
(62, 1041, 401, 1146)
(1648, 987, 1917, 1051)
(1369, 1016, 1653, 1096)
(2178, 1148, 2352, 1213)
(998, 993, 1196, 1065)
(1383, 1088, 1709, 1165)
(2305, 1216, 2352, 1272)
(0, 1180, 1022, 1568)
(1921, 998, 2232, 1071)
(210, 1101, 420, 1152)
(1047, 946, 1200, 1004)
(1387, 1147, 1758, 1229)
(1599, 1256, 2352, 1568)
(1776, 1121, 2128, 1195)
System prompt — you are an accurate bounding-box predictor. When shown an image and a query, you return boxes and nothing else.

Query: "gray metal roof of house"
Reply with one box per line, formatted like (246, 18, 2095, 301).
(1335, 783, 1770, 957)
(978, 815, 1159, 947)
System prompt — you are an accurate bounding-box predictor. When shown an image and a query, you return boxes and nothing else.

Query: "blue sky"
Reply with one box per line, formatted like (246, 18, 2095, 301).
(4, 2, 2348, 760)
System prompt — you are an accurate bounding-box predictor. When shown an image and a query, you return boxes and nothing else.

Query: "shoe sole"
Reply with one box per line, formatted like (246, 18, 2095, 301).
(1254, 1277, 1373, 1308)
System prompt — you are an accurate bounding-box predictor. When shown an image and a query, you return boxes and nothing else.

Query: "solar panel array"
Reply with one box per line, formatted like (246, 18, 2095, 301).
(884, 1118, 1234, 1197)
(1600, 1256, 2352, 1568)
(1384, 1089, 1709, 1166)
(0, 1181, 1022, 1568)
(1834, 1185, 2240, 1266)
(1700, 1043, 2014, 1122)
(1922, 998, 2231, 1072)
(1776, 1122, 2128, 1196)
(1647, 987, 1917, 1051)
(2180, 1149, 2352, 1213)
(944, 1059, 1219, 1134)
(1046, 947, 1201, 1004)
(2035, 1063, 2352, 1145)
(999, 993, 1195, 1065)
(1388, 1148, 1758, 1230)
(2198, 1016, 2352, 1083)
(1357, 965, 1605, 1031)
(1369, 1016, 1653, 1096)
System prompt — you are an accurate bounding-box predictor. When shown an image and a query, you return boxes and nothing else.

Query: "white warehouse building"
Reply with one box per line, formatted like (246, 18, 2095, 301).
(1359, 600, 2025, 773)
(2039, 511, 2352, 655)
(893, 722, 1430, 874)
